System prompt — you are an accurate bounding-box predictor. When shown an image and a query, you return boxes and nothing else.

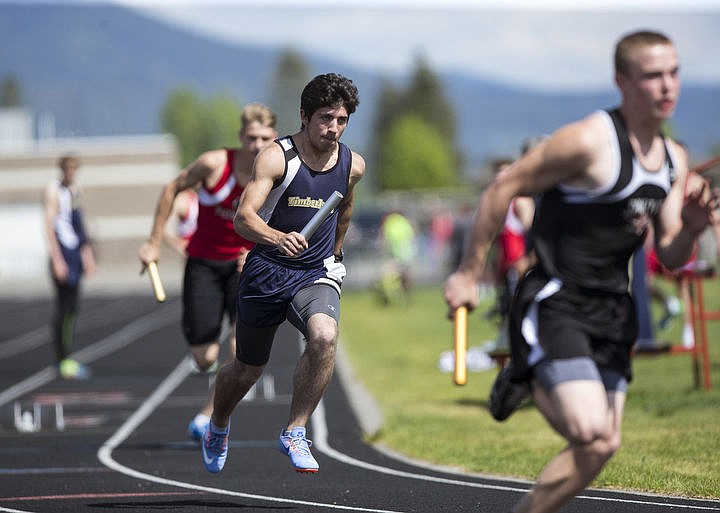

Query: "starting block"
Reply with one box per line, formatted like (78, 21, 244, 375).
(12, 400, 65, 433)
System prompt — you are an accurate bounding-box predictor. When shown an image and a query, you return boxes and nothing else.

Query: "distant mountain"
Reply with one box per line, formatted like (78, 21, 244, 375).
(0, 4, 378, 150)
(2, 4, 719, 176)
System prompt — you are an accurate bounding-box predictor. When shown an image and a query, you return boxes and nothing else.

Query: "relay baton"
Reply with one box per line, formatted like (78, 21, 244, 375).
(453, 306, 468, 386)
(299, 191, 344, 240)
(147, 261, 166, 303)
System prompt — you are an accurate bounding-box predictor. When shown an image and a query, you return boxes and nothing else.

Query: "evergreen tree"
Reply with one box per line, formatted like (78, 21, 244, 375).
(161, 88, 242, 167)
(379, 114, 456, 190)
(269, 47, 311, 136)
(403, 55, 456, 145)
(0, 74, 22, 107)
(371, 57, 462, 191)
(368, 77, 403, 190)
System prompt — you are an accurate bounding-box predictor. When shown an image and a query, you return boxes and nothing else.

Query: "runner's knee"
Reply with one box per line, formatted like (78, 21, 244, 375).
(306, 316, 337, 355)
(230, 358, 265, 383)
(191, 343, 220, 370)
(567, 421, 620, 458)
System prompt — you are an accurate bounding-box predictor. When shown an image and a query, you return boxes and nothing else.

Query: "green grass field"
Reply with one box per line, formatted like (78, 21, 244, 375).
(339, 278, 720, 499)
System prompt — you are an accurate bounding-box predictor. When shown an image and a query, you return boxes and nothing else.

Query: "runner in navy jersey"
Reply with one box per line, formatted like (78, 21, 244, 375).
(202, 73, 365, 474)
(444, 31, 718, 513)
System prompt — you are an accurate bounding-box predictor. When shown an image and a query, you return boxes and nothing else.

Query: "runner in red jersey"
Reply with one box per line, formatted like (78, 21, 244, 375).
(139, 103, 277, 440)
(497, 197, 535, 286)
(185, 149, 255, 260)
(645, 168, 712, 348)
(492, 137, 546, 331)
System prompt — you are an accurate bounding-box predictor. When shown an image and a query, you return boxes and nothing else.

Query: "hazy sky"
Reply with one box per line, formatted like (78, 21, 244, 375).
(107, 0, 720, 92)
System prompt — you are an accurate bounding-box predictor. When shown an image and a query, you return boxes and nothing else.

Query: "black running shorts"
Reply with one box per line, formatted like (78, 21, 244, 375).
(508, 268, 637, 384)
(182, 257, 240, 346)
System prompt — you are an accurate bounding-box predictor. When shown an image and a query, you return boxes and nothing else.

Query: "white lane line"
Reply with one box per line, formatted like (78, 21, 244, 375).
(316, 409, 718, 511)
(97, 355, 405, 513)
(574, 496, 719, 511)
(69, 307, 178, 363)
(311, 400, 528, 495)
(0, 507, 36, 513)
(0, 368, 57, 409)
(95, 327, 718, 513)
(0, 467, 109, 475)
(0, 327, 47, 359)
(0, 307, 178, 408)
(311, 382, 719, 511)
(0, 298, 168, 360)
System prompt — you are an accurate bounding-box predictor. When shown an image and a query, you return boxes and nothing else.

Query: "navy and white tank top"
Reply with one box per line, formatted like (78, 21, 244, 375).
(531, 109, 676, 294)
(252, 136, 351, 268)
(52, 180, 87, 251)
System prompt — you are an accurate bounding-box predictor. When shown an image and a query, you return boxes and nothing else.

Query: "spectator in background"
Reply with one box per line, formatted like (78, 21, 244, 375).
(493, 157, 536, 320)
(43, 154, 96, 380)
(377, 210, 417, 305)
(630, 236, 666, 350)
(490, 137, 545, 349)
(429, 206, 455, 267)
(449, 202, 475, 273)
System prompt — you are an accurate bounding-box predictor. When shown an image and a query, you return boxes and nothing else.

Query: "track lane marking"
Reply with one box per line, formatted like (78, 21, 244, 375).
(313, 350, 720, 511)
(0, 491, 205, 502)
(97, 355, 404, 513)
(0, 507, 35, 513)
(0, 298, 173, 360)
(0, 306, 178, 408)
(0, 467, 110, 475)
(93, 327, 719, 513)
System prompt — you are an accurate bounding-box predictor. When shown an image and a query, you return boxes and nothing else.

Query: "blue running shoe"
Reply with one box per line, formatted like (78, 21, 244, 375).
(202, 421, 229, 473)
(187, 416, 210, 441)
(278, 427, 319, 473)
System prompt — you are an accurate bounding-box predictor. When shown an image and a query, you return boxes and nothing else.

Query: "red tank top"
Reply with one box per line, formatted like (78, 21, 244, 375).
(185, 149, 254, 261)
(497, 198, 526, 274)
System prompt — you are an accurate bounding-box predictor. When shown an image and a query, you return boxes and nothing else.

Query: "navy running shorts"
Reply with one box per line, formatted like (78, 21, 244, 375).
(234, 254, 342, 366)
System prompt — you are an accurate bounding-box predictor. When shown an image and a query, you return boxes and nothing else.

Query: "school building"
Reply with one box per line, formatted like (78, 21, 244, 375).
(0, 108, 184, 297)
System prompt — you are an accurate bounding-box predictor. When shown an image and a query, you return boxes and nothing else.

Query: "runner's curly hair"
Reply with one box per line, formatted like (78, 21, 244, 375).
(300, 73, 359, 126)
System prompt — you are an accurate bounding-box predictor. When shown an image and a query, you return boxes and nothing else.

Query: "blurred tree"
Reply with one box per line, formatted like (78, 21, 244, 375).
(370, 56, 462, 191)
(379, 114, 457, 190)
(161, 88, 203, 166)
(0, 74, 22, 107)
(161, 88, 241, 167)
(202, 94, 244, 151)
(269, 47, 311, 137)
(367, 77, 403, 191)
(403, 55, 456, 145)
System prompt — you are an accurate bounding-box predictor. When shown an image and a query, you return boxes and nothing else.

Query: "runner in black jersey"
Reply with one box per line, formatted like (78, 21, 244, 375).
(203, 73, 365, 474)
(444, 31, 718, 513)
